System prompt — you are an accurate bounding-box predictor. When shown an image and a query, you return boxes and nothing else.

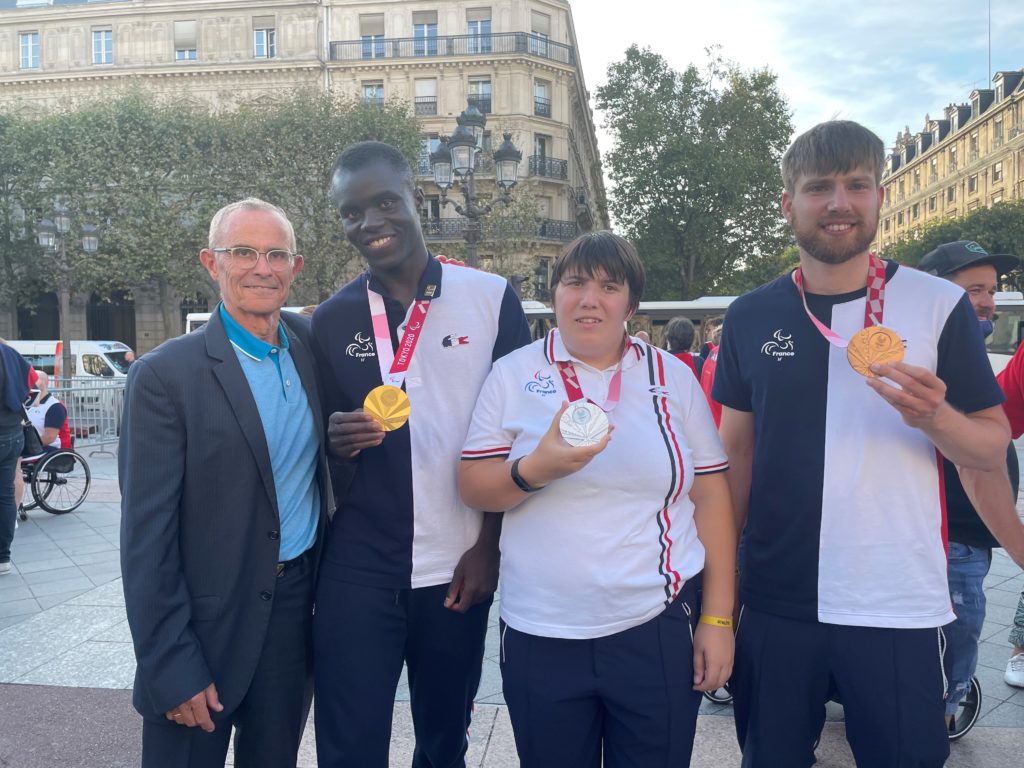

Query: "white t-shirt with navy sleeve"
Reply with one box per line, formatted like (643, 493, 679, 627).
(462, 330, 728, 640)
(712, 261, 1004, 629)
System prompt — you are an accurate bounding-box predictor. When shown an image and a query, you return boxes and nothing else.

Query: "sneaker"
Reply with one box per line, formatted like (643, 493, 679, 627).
(1006, 653, 1024, 688)
(0, 562, 10, 575)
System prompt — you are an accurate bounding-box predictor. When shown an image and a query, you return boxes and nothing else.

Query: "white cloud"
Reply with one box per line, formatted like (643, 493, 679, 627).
(571, 0, 1024, 152)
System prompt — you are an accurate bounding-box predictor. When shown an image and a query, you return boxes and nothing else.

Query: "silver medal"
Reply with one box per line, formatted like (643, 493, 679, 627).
(559, 402, 609, 447)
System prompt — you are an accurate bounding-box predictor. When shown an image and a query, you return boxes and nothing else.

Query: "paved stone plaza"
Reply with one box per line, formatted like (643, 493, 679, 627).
(1, 451, 1022, 766)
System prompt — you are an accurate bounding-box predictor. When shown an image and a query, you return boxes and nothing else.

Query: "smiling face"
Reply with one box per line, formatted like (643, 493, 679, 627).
(330, 159, 428, 279)
(948, 263, 999, 322)
(199, 207, 303, 337)
(782, 166, 883, 266)
(553, 268, 634, 369)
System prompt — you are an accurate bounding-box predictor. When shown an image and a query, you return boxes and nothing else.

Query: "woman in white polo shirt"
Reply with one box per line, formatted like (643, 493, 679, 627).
(459, 231, 735, 767)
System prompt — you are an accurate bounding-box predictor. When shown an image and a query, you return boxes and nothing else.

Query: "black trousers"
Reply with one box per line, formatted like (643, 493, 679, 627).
(312, 579, 491, 768)
(499, 581, 702, 768)
(732, 606, 949, 768)
(140, 551, 315, 768)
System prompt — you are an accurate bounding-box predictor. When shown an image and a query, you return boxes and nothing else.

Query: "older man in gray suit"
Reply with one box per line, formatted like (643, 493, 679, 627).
(120, 198, 332, 768)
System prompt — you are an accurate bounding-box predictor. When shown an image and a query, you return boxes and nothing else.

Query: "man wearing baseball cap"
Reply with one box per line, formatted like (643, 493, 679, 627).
(918, 239, 1024, 727)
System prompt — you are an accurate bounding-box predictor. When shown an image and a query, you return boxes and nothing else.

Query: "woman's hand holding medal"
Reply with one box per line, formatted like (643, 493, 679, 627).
(865, 360, 950, 429)
(515, 401, 613, 490)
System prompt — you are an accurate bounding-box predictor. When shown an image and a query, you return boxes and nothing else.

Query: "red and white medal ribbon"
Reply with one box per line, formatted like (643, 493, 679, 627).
(792, 254, 887, 348)
(552, 331, 631, 413)
(367, 285, 432, 388)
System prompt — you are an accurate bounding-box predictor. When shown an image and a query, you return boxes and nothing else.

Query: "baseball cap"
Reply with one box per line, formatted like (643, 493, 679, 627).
(918, 240, 1019, 278)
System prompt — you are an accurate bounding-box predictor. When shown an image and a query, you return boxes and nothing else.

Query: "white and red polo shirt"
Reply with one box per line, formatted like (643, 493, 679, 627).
(462, 329, 728, 639)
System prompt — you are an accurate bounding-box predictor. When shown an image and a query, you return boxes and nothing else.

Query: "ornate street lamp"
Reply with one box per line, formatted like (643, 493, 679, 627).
(493, 133, 523, 193)
(429, 101, 522, 268)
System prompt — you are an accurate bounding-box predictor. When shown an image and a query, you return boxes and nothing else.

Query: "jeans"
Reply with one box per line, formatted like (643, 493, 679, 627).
(0, 429, 24, 563)
(942, 541, 991, 715)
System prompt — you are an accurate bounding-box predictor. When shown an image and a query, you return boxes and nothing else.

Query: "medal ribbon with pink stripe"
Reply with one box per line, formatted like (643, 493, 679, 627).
(367, 285, 432, 388)
(792, 254, 887, 348)
(553, 331, 631, 413)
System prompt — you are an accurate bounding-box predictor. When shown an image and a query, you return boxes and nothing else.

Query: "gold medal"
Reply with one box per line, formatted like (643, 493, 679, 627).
(363, 385, 411, 431)
(846, 326, 904, 378)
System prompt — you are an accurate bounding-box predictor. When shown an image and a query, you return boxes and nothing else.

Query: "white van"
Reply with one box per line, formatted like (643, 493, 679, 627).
(7, 340, 134, 379)
(184, 307, 307, 334)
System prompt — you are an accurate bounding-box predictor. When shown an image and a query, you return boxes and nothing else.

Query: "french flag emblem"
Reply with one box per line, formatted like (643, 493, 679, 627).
(443, 334, 470, 348)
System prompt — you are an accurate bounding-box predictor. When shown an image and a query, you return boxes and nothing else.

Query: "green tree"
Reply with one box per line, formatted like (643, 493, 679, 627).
(0, 112, 51, 337)
(879, 200, 1024, 290)
(225, 91, 423, 304)
(596, 46, 794, 299)
(2, 91, 423, 340)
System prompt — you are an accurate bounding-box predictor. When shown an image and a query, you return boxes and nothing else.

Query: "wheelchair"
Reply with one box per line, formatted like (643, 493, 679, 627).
(19, 448, 92, 517)
(702, 675, 981, 741)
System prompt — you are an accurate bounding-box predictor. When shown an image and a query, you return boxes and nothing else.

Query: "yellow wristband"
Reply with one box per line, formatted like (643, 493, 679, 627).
(699, 614, 733, 629)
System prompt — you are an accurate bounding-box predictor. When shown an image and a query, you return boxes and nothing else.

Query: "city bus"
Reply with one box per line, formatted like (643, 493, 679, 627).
(527, 294, 1024, 374)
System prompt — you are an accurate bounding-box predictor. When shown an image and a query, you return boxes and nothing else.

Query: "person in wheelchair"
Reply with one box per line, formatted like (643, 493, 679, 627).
(23, 371, 69, 456)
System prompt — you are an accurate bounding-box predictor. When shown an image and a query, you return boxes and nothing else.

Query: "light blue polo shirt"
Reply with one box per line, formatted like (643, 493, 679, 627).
(220, 305, 319, 561)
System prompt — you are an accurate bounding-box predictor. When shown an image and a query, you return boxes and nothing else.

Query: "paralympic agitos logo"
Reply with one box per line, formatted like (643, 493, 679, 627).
(761, 330, 795, 360)
(345, 332, 375, 361)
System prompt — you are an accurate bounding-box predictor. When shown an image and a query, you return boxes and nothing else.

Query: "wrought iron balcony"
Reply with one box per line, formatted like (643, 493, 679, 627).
(467, 95, 491, 114)
(362, 96, 385, 109)
(528, 155, 568, 180)
(415, 96, 437, 116)
(330, 32, 576, 66)
(534, 97, 551, 118)
(422, 217, 578, 242)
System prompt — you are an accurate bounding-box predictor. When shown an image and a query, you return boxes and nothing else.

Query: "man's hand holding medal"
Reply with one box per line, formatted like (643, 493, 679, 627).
(865, 360, 950, 430)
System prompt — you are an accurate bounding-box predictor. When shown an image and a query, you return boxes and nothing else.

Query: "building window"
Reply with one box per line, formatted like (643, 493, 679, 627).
(993, 194, 1003, 205)
(912, 168, 920, 192)
(912, 202, 920, 219)
(897, 211, 904, 225)
(993, 161, 1003, 183)
(360, 14, 384, 59)
(883, 218, 890, 232)
(947, 185, 956, 202)
(468, 78, 491, 114)
(413, 11, 438, 57)
(92, 29, 113, 65)
(968, 174, 978, 194)
(535, 257, 551, 300)
(530, 11, 550, 56)
(467, 8, 491, 53)
(969, 132, 979, 161)
(534, 80, 551, 118)
(475, 131, 492, 171)
(928, 195, 937, 212)
(19, 32, 40, 69)
(174, 20, 198, 61)
(929, 157, 938, 182)
(414, 79, 437, 116)
(994, 117, 1004, 147)
(418, 135, 439, 175)
(949, 145, 957, 171)
(253, 18, 276, 59)
(362, 81, 384, 108)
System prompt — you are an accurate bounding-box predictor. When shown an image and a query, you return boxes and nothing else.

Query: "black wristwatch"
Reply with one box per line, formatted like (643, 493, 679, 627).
(510, 457, 544, 493)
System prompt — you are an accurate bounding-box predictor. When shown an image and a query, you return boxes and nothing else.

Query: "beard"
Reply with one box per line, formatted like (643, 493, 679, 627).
(791, 209, 878, 265)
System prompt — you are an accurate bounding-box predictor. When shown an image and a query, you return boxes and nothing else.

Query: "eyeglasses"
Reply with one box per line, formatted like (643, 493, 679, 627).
(212, 246, 297, 271)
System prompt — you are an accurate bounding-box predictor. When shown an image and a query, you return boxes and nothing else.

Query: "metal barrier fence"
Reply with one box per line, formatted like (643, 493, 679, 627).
(48, 378, 125, 457)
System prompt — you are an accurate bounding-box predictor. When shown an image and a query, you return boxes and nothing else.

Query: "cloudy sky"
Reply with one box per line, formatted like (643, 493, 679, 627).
(570, 0, 1024, 153)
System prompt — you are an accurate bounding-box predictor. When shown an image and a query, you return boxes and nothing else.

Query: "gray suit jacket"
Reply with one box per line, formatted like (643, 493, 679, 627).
(119, 308, 333, 720)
